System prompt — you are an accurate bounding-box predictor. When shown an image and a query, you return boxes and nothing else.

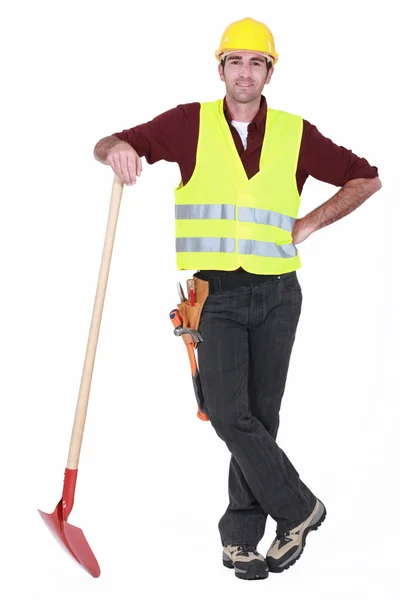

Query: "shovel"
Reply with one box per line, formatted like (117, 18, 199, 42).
(38, 174, 124, 577)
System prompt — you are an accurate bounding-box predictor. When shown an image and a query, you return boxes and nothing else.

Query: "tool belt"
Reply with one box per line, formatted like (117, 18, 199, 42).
(176, 276, 209, 348)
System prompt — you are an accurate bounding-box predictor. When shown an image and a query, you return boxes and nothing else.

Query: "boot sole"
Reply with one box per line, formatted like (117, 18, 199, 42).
(267, 505, 327, 574)
(223, 557, 269, 580)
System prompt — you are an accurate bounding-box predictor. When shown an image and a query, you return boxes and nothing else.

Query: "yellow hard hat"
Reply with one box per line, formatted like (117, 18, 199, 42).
(215, 17, 279, 65)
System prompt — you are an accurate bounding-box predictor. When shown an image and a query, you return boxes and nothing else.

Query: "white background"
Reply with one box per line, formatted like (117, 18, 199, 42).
(1, 0, 399, 598)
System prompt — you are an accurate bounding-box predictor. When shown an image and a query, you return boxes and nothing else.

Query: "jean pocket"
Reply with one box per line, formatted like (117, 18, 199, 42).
(279, 271, 301, 293)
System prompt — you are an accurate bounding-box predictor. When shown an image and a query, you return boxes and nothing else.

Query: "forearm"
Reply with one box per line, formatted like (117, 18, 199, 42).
(301, 177, 382, 234)
(93, 135, 123, 164)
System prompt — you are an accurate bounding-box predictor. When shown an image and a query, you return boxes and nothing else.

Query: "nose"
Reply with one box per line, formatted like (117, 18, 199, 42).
(238, 62, 252, 78)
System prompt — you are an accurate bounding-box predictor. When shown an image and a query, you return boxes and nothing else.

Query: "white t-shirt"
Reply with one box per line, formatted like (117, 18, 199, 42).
(231, 120, 250, 151)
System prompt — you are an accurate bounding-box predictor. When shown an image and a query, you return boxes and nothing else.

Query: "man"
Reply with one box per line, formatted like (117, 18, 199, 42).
(94, 17, 381, 581)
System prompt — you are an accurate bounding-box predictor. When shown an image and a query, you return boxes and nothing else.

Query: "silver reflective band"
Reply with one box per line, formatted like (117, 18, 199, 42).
(238, 207, 295, 232)
(239, 240, 297, 258)
(176, 204, 294, 232)
(176, 238, 236, 253)
(176, 238, 297, 258)
(175, 204, 235, 220)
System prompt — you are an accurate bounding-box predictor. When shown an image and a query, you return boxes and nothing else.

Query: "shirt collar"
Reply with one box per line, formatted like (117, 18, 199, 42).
(223, 95, 267, 130)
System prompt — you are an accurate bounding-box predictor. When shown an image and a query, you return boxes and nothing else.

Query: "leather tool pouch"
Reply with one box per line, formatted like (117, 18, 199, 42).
(177, 276, 209, 348)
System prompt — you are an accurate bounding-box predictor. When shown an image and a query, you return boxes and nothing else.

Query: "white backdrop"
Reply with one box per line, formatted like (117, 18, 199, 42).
(1, 0, 399, 598)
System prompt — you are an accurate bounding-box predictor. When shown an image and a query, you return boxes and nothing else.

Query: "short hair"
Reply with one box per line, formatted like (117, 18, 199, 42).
(221, 55, 272, 74)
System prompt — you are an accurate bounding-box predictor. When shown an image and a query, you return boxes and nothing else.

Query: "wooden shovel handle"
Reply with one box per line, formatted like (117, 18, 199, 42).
(67, 174, 124, 469)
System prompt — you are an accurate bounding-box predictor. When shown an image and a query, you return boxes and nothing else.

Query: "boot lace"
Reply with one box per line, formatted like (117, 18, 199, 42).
(275, 530, 295, 546)
(234, 544, 259, 557)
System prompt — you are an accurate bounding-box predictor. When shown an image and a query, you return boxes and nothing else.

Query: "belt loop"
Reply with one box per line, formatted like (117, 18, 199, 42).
(209, 276, 222, 294)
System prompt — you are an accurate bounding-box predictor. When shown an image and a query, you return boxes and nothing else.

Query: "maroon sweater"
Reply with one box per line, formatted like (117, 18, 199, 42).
(113, 95, 378, 192)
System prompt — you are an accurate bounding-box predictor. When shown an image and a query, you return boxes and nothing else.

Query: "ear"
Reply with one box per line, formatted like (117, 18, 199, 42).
(218, 63, 225, 82)
(266, 65, 274, 84)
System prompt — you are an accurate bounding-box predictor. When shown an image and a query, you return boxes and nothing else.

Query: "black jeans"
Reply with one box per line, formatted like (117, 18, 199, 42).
(196, 271, 316, 547)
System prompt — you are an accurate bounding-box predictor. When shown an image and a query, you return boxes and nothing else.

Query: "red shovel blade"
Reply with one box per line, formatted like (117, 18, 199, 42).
(38, 469, 100, 578)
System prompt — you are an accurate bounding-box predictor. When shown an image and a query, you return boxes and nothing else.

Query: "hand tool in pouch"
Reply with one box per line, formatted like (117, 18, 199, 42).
(38, 174, 124, 577)
(170, 277, 209, 421)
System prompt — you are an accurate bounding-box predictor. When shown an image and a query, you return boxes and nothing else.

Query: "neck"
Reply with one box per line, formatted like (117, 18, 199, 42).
(225, 94, 261, 122)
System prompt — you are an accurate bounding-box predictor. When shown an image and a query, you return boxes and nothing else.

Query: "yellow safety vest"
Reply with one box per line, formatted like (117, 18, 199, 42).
(175, 99, 303, 274)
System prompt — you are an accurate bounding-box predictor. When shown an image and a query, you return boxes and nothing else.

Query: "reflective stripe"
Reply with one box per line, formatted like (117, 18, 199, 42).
(238, 207, 295, 232)
(176, 204, 294, 232)
(175, 204, 236, 220)
(239, 240, 297, 258)
(176, 237, 297, 258)
(176, 237, 236, 253)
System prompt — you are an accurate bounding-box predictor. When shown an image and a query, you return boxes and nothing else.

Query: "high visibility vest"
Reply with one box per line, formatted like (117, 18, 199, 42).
(174, 99, 303, 274)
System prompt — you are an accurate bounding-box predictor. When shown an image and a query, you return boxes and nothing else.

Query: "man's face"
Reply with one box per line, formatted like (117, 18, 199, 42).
(218, 51, 274, 103)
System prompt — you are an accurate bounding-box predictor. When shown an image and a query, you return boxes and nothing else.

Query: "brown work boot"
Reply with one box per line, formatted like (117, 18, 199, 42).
(266, 499, 326, 573)
(223, 544, 269, 580)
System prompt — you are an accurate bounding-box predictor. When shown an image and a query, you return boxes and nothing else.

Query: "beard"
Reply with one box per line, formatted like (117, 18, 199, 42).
(228, 81, 263, 103)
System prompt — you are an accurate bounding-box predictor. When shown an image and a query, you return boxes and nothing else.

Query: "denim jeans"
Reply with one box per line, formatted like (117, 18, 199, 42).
(196, 271, 317, 547)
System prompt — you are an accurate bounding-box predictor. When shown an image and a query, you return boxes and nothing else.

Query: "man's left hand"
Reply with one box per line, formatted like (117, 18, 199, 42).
(292, 218, 313, 244)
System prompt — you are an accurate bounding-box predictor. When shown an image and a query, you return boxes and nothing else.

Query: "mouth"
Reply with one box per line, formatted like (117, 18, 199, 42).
(235, 82, 253, 88)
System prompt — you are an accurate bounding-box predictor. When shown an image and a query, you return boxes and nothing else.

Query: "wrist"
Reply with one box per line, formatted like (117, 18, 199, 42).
(299, 216, 317, 236)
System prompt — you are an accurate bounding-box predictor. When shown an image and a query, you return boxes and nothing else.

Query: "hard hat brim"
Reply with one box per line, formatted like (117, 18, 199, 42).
(215, 49, 278, 65)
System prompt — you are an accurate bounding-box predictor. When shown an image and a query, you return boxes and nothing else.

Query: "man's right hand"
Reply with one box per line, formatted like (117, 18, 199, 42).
(107, 141, 143, 186)
(94, 136, 142, 186)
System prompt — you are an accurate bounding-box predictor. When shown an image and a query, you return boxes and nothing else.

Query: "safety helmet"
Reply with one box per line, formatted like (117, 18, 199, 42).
(215, 17, 279, 65)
